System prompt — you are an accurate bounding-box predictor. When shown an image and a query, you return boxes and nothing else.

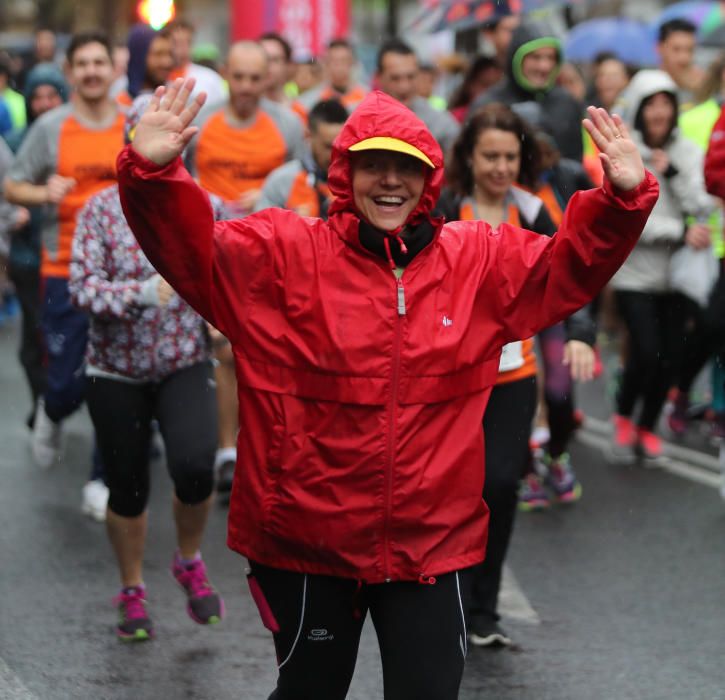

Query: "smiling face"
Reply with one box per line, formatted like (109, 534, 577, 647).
(351, 150, 426, 231)
(68, 41, 114, 104)
(521, 46, 558, 89)
(471, 128, 521, 200)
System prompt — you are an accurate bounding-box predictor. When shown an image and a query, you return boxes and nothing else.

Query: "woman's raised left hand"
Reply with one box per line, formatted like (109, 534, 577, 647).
(582, 106, 645, 192)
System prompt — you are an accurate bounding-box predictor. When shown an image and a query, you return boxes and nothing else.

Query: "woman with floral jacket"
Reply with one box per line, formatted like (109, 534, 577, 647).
(69, 96, 226, 642)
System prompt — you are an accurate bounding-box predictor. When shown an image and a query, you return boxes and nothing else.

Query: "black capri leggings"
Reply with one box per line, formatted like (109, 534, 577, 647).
(248, 561, 472, 700)
(87, 361, 218, 517)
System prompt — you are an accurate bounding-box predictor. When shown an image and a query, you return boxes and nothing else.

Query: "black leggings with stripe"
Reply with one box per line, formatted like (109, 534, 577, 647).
(247, 561, 472, 700)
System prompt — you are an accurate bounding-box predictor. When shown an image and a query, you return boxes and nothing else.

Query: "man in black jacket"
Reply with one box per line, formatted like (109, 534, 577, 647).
(469, 19, 584, 163)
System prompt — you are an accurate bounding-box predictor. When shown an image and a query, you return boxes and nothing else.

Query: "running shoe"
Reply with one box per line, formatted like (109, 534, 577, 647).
(544, 452, 582, 504)
(81, 479, 109, 522)
(636, 427, 662, 461)
(216, 460, 235, 494)
(468, 619, 513, 648)
(518, 473, 550, 511)
(31, 398, 62, 469)
(114, 586, 153, 642)
(171, 553, 224, 625)
(609, 414, 636, 463)
(667, 393, 689, 436)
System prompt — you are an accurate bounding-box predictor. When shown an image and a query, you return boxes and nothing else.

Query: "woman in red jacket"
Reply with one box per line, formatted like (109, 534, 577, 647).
(118, 78, 656, 699)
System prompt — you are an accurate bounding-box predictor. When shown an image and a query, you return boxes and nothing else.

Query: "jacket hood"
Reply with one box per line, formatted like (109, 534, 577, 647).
(127, 24, 158, 99)
(24, 62, 68, 123)
(615, 69, 678, 128)
(505, 20, 563, 95)
(327, 91, 444, 227)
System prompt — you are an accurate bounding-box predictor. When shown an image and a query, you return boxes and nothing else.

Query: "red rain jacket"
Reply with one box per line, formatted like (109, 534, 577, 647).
(705, 105, 725, 199)
(118, 91, 658, 583)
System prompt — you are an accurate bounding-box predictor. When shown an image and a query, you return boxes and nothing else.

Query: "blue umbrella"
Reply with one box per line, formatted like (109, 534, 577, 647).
(653, 1, 725, 38)
(564, 17, 659, 65)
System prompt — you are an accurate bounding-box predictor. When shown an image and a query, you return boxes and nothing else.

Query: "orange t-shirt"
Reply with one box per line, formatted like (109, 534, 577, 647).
(195, 110, 287, 203)
(459, 198, 537, 385)
(43, 113, 125, 278)
(115, 91, 133, 108)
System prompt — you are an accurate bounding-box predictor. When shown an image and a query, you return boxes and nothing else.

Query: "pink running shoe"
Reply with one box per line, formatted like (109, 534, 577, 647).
(114, 586, 153, 642)
(171, 553, 224, 625)
(637, 427, 663, 460)
(610, 414, 636, 462)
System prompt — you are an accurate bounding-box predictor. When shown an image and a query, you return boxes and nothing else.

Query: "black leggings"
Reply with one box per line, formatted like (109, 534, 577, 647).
(86, 362, 218, 517)
(615, 290, 685, 430)
(469, 376, 537, 625)
(248, 562, 472, 700)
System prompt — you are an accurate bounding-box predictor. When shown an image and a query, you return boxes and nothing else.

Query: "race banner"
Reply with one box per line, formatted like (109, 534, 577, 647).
(230, 0, 351, 58)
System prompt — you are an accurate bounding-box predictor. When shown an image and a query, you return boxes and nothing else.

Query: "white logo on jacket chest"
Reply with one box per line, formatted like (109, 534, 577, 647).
(442, 316, 454, 327)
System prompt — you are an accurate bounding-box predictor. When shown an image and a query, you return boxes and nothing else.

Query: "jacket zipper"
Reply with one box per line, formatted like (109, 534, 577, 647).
(384, 275, 406, 581)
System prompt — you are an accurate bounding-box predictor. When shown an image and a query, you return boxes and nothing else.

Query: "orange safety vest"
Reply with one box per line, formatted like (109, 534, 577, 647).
(459, 199, 537, 385)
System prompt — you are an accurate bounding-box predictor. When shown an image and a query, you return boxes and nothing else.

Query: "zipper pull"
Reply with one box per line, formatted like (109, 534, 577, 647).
(418, 573, 437, 585)
(397, 281, 406, 316)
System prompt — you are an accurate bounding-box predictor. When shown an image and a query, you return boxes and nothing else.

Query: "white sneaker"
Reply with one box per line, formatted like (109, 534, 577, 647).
(32, 398, 62, 468)
(81, 480, 109, 522)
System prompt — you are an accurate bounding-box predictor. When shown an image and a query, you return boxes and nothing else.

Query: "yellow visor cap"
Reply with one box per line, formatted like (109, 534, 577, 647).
(348, 136, 435, 169)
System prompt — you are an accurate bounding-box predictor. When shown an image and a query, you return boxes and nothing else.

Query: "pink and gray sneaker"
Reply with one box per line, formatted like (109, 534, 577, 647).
(518, 473, 550, 511)
(545, 452, 582, 504)
(114, 586, 153, 642)
(171, 552, 224, 625)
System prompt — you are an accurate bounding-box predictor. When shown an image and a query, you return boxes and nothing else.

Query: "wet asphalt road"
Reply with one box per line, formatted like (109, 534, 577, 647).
(2, 317, 725, 700)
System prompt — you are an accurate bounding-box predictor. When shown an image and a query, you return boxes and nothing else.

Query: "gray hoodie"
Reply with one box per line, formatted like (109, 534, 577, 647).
(610, 70, 716, 293)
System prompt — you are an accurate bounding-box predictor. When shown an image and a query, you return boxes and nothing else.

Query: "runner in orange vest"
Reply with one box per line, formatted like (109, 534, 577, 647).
(4, 31, 126, 521)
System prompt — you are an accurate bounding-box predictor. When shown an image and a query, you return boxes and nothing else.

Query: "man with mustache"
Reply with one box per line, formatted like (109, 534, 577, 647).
(4, 31, 124, 521)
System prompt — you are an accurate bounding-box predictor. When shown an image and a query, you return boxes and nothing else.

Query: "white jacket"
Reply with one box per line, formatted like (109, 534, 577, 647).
(611, 70, 716, 293)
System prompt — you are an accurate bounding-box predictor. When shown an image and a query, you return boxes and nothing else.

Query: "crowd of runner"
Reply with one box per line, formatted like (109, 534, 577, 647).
(0, 8, 723, 698)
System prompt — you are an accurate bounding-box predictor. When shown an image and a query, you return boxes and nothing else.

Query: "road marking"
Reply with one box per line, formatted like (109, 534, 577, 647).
(498, 566, 541, 624)
(576, 423, 723, 491)
(0, 658, 39, 700)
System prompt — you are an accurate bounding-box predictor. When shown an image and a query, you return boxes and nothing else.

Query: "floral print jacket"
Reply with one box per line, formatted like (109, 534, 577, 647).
(69, 184, 226, 382)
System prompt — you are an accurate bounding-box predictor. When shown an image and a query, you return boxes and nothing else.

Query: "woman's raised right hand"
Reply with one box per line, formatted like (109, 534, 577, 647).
(131, 78, 207, 166)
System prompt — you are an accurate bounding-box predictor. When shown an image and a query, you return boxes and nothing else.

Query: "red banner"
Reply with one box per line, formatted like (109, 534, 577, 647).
(230, 0, 351, 59)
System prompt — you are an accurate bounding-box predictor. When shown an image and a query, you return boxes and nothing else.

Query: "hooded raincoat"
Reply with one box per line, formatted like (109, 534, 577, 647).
(118, 91, 658, 583)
